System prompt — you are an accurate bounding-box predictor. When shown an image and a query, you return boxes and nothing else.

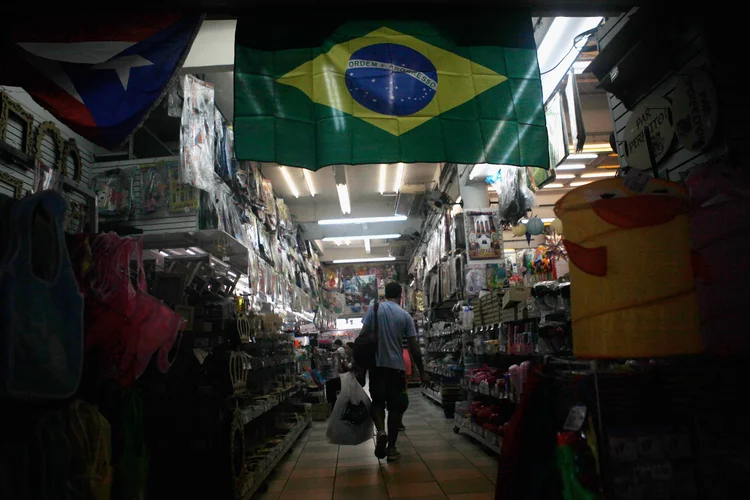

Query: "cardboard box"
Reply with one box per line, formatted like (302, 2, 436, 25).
(502, 286, 530, 309)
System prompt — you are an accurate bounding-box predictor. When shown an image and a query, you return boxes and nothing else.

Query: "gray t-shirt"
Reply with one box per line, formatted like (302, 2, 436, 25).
(362, 300, 416, 371)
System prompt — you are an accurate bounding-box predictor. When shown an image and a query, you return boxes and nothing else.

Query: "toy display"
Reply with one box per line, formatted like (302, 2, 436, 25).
(466, 211, 504, 260)
(139, 162, 170, 217)
(93, 169, 134, 219)
(555, 177, 702, 358)
(179, 74, 216, 191)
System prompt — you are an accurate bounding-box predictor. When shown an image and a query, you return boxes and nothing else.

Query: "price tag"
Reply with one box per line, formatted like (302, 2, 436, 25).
(563, 404, 587, 431)
(623, 168, 651, 193)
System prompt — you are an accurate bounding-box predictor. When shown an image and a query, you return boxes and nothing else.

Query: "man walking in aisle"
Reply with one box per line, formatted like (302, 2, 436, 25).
(361, 282, 428, 461)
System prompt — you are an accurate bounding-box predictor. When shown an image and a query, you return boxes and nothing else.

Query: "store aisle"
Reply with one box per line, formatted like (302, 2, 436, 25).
(255, 388, 498, 500)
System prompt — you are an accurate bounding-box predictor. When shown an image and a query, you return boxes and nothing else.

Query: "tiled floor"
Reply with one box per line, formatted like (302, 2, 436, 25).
(254, 388, 498, 500)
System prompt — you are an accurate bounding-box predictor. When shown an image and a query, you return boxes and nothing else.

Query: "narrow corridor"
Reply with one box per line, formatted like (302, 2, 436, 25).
(255, 388, 498, 500)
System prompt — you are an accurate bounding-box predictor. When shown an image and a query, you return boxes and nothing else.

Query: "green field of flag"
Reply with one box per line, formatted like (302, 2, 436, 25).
(234, 10, 549, 170)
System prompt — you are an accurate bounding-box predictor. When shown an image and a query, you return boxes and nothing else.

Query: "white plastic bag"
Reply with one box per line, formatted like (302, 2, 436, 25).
(326, 373, 374, 446)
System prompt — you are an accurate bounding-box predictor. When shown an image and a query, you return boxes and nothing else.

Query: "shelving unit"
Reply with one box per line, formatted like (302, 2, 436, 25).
(453, 414, 502, 454)
(422, 387, 443, 405)
(239, 415, 311, 500)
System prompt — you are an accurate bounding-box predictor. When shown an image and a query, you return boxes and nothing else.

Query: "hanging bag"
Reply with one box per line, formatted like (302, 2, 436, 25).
(0, 191, 84, 400)
(326, 373, 374, 446)
(353, 303, 378, 370)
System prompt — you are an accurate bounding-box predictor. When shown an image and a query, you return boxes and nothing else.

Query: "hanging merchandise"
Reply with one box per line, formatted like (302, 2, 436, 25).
(550, 218, 564, 235)
(79, 233, 185, 386)
(465, 211, 504, 260)
(686, 160, 750, 354)
(526, 216, 545, 235)
(139, 161, 170, 217)
(167, 160, 199, 212)
(511, 224, 527, 237)
(260, 179, 277, 230)
(0, 191, 83, 399)
(554, 177, 702, 358)
(180, 74, 217, 191)
(116, 390, 149, 500)
(490, 165, 536, 223)
(92, 168, 135, 219)
(465, 264, 488, 297)
(34, 159, 64, 194)
(486, 263, 508, 291)
(213, 109, 233, 182)
(67, 400, 113, 500)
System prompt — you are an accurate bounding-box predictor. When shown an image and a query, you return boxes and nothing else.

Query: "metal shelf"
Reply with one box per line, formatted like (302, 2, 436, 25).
(240, 416, 311, 500)
(453, 415, 502, 454)
(422, 388, 443, 406)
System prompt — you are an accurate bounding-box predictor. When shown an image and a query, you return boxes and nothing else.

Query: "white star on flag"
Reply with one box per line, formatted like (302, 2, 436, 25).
(93, 55, 153, 90)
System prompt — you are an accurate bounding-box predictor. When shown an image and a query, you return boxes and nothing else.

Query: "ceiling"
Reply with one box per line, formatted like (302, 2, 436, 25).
(127, 13, 618, 264)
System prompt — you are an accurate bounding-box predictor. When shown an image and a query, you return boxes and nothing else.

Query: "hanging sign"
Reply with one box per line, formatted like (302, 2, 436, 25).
(623, 97, 674, 171)
(671, 68, 718, 152)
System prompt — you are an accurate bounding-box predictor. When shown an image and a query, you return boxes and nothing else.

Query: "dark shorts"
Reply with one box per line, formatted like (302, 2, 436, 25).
(369, 367, 409, 414)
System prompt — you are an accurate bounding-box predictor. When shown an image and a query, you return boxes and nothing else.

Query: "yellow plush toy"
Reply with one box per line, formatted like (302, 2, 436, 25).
(554, 177, 702, 358)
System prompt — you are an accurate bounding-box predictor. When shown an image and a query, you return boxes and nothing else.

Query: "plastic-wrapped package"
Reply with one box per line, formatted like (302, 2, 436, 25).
(180, 74, 216, 191)
(490, 166, 537, 224)
(486, 264, 507, 291)
(465, 264, 487, 296)
(260, 179, 277, 230)
(91, 168, 134, 219)
(167, 81, 182, 118)
(34, 159, 64, 194)
(140, 163, 170, 217)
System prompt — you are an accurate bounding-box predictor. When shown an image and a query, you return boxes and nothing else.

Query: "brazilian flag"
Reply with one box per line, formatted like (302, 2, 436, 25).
(234, 9, 548, 171)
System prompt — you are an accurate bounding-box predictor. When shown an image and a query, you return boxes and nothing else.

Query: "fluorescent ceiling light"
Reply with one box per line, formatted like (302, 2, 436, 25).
(570, 181, 593, 187)
(379, 164, 387, 194)
(336, 183, 351, 214)
(332, 257, 397, 264)
(394, 162, 405, 193)
(578, 142, 613, 153)
(568, 153, 598, 160)
(322, 234, 401, 242)
(544, 183, 565, 189)
(538, 16, 604, 103)
(364, 238, 371, 254)
(557, 164, 586, 170)
(279, 166, 299, 198)
(302, 169, 316, 197)
(318, 215, 407, 225)
(158, 250, 169, 257)
(581, 172, 616, 178)
(185, 249, 196, 255)
(555, 174, 576, 179)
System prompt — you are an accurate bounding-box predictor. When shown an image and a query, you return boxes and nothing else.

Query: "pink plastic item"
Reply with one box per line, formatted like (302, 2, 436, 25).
(687, 162, 750, 354)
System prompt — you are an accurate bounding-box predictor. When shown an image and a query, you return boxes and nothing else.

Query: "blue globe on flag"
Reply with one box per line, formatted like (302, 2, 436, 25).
(345, 43, 438, 116)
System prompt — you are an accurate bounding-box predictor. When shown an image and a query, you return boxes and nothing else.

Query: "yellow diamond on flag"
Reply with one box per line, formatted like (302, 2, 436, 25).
(277, 27, 508, 136)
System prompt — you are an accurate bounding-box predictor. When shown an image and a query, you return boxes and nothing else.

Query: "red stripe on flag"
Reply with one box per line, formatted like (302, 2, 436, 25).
(8, 14, 183, 43)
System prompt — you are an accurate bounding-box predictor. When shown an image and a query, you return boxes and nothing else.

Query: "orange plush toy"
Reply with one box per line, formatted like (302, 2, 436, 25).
(554, 177, 702, 358)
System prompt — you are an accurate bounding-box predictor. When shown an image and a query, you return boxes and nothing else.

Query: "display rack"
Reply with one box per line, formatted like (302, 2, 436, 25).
(239, 414, 311, 500)
(453, 414, 503, 454)
(422, 387, 443, 405)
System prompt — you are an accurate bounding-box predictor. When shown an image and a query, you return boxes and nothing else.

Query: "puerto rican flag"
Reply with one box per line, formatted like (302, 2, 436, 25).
(0, 14, 204, 150)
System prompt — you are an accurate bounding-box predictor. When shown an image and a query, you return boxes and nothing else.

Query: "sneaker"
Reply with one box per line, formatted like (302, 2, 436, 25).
(398, 425, 406, 432)
(386, 446, 401, 462)
(375, 433, 388, 459)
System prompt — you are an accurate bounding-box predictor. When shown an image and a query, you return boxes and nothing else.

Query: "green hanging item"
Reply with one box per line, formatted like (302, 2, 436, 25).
(116, 390, 148, 500)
